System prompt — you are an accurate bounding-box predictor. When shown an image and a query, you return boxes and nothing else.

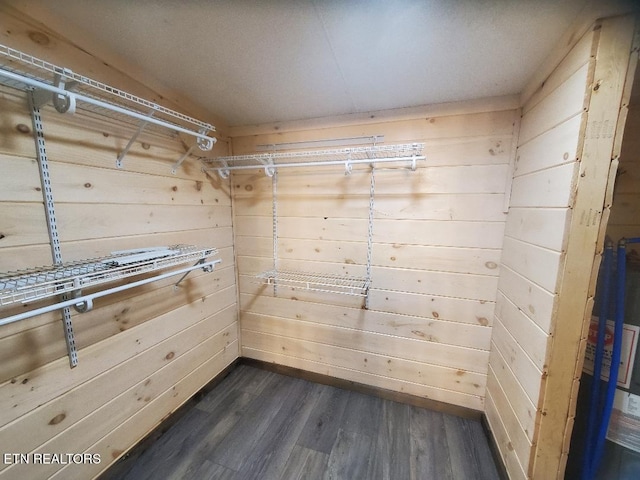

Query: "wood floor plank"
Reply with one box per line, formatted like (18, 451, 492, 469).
(100, 365, 500, 480)
(186, 460, 237, 480)
(409, 406, 454, 480)
(296, 385, 350, 454)
(195, 364, 274, 413)
(280, 446, 329, 480)
(236, 381, 323, 480)
(209, 375, 303, 471)
(369, 399, 412, 480)
(341, 390, 384, 438)
(325, 429, 373, 480)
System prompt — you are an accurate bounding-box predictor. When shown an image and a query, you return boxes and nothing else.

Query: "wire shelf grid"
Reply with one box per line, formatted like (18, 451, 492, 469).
(0, 44, 215, 141)
(256, 269, 370, 297)
(0, 245, 217, 306)
(208, 143, 424, 166)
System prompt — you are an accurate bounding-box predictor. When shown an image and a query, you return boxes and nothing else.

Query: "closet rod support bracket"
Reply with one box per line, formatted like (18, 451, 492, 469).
(173, 259, 212, 290)
(117, 109, 157, 169)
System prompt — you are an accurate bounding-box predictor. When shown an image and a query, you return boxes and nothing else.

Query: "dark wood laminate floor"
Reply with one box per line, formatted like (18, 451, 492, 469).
(102, 365, 500, 480)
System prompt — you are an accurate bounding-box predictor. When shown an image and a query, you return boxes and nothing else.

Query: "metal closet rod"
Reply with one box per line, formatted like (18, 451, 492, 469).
(208, 155, 426, 175)
(0, 68, 217, 148)
(0, 259, 221, 327)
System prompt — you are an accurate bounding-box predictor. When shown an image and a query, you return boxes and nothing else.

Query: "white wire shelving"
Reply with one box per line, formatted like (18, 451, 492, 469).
(256, 269, 370, 297)
(0, 245, 221, 326)
(204, 143, 426, 178)
(0, 44, 217, 170)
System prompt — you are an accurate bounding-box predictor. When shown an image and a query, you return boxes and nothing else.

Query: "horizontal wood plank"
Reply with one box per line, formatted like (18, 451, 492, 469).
(241, 329, 486, 395)
(504, 207, 570, 251)
(239, 293, 492, 350)
(234, 216, 506, 248)
(518, 62, 591, 146)
(514, 114, 584, 178)
(242, 347, 484, 411)
(500, 236, 563, 293)
(509, 162, 578, 208)
(241, 312, 489, 374)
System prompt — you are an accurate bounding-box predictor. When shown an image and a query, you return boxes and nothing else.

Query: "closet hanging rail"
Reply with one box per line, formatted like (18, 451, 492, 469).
(0, 44, 216, 167)
(205, 143, 425, 178)
(0, 245, 221, 326)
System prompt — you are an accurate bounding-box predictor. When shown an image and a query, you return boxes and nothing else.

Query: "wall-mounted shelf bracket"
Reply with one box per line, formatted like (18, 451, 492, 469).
(173, 258, 213, 289)
(117, 109, 156, 169)
(171, 144, 196, 175)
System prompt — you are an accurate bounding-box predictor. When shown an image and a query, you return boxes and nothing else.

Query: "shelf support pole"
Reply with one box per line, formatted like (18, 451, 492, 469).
(28, 91, 78, 368)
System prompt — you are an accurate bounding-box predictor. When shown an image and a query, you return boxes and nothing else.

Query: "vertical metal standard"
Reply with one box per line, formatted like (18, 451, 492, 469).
(28, 91, 78, 367)
(364, 165, 376, 310)
(272, 169, 278, 296)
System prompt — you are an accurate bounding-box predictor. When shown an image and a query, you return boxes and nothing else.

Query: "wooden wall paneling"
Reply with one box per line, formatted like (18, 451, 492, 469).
(238, 294, 492, 351)
(242, 347, 484, 411)
(490, 319, 543, 404)
(0, 308, 237, 473)
(53, 344, 238, 480)
(233, 164, 509, 196)
(496, 265, 557, 334)
(484, 367, 534, 473)
(370, 266, 498, 301)
(241, 330, 486, 395)
(0, 10, 238, 477)
(233, 192, 507, 222)
(0, 286, 237, 427)
(484, 390, 528, 480)
(366, 290, 495, 327)
(488, 351, 537, 442)
(494, 293, 550, 371)
(241, 313, 489, 374)
(235, 216, 506, 249)
(500, 237, 563, 293)
(503, 208, 570, 251)
(518, 62, 591, 146)
(232, 103, 516, 412)
(508, 162, 578, 208)
(529, 16, 636, 478)
(231, 110, 517, 154)
(522, 29, 596, 116)
(0, 265, 237, 382)
(514, 114, 584, 178)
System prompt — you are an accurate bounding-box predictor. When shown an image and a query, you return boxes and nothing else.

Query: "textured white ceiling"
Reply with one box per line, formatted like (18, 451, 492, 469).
(15, 0, 639, 126)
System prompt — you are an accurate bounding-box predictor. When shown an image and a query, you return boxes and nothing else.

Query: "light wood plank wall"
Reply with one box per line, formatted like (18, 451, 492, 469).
(230, 101, 520, 412)
(484, 25, 597, 480)
(0, 9, 237, 480)
(485, 16, 637, 479)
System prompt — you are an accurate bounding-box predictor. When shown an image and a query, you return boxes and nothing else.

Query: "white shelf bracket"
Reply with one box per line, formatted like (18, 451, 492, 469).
(260, 155, 276, 177)
(171, 144, 196, 174)
(117, 109, 156, 169)
(173, 258, 212, 290)
(31, 68, 78, 114)
(218, 159, 231, 179)
(345, 152, 353, 175)
(197, 126, 215, 151)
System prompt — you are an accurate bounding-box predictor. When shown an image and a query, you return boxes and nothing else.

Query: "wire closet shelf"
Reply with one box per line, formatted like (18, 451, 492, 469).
(0, 245, 221, 326)
(256, 269, 370, 297)
(205, 143, 426, 178)
(0, 44, 216, 150)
